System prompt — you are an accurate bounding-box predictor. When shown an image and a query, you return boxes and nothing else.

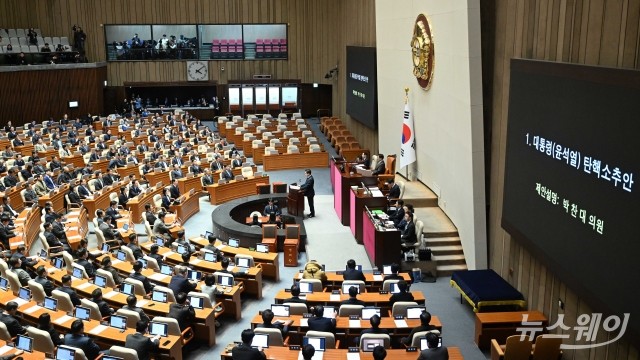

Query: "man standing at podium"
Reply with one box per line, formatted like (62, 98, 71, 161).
(300, 169, 315, 218)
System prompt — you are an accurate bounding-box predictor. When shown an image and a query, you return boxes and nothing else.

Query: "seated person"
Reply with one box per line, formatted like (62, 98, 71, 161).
(101, 257, 122, 285)
(129, 261, 154, 294)
(302, 260, 327, 283)
(127, 234, 144, 259)
(202, 234, 222, 257)
(282, 284, 307, 305)
(389, 280, 414, 307)
(232, 329, 267, 359)
(263, 199, 281, 216)
(76, 249, 96, 278)
(147, 244, 164, 269)
(255, 308, 293, 336)
(383, 263, 403, 281)
(0, 301, 27, 337)
(34, 266, 54, 296)
(200, 274, 223, 303)
(64, 320, 103, 360)
(91, 288, 114, 317)
(168, 265, 197, 296)
(400, 213, 417, 245)
(343, 259, 366, 281)
(125, 320, 160, 360)
(307, 305, 336, 334)
(8, 258, 31, 286)
(417, 332, 449, 360)
(38, 313, 63, 346)
(356, 314, 388, 345)
(168, 292, 195, 331)
(340, 285, 365, 306)
(122, 295, 150, 323)
(56, 275, 81, 306)
(402, 311, 438, 346)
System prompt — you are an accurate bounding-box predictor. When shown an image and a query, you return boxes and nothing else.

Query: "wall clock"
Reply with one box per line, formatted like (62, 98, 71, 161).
(187, 61, 208, 81)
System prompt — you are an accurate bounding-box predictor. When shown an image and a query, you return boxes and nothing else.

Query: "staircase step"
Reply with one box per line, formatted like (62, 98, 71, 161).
(424, 236, 461, 246)
(437, 264, 468, 277)
(429, 245, 463, 256)
(414, 207, 459, 237)
(433, 254, 466, 266)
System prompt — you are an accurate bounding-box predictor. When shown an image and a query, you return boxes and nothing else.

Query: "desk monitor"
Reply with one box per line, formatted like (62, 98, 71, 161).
(228, 238, 239, 248)
(189, 296, 204, 309)
(160, 264, 173, 275)
(302, 336, 326, 352)
(187, 270, 202, 281)
(18, 287, 31, 301)
(389, 283, 401, 294)
(0, 277, 7, 291)
(236, 257, 250, 268)
(250, 333, 269, 349)
(148, 322, 168, 337)
(121, 282, 135, 295)
(406, 307, 426, 319)
(56, 346, 76, 360)
(382, 265, 393, 275)
(297, 281, 313, 294)
(420, 336, 442, 350)
(102, 244, 110, 253)
(342, 284, 360, 294)
(217, 274, 234, 287)
(94, 274, 107, 288)
(16, 335, 33, 352)
(109, 314, 127, 330)
(151, 290, 168, 303)
(203, 251, 216, 262)
(52, 257, 64, 269)
(71, 267, 84, 279)
(155, 237, 165, 246)
(176, 244, 187, 254)
(361, 307, 381, 320)
(362, 337, 385, 352)
(116, 250, 126, 261)
(74, 306, 91, 321)
(43, 296, 58, 311)
(256, 243, 269, 253)
(271, 304, 290, 317)
(322, 306, 336, 319)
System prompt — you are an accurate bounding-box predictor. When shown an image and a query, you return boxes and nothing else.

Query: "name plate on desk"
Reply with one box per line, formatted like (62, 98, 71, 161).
(379, 290, 389, 294)
(289, 345, 301, 351)
(406, 347, 418, 352)
(348, 347, 360, 353)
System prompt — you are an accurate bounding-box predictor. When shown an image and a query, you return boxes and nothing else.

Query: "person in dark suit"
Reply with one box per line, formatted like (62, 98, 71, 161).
(168, 292, 195, 331)
(383, 263, 404, 281)
(118, 187, 129, 207)
(57, 275, 82, 306)
(221, 165, 234, 181)
(100, 257, 122, 286)
(358, 314, 389, 344)
(76, 249, 96, 278)
(386, 178, 400, 199)
(105, 201, 123, 224)
(125, 320, 160, 360)
(340, 285, 365, 306)
(263, 199, 281, 216)
(189, 161, 203, 175)
(122, 295, 150, 323)
(170, 164, 183, 180)
(231, 155, 243, 168)
(160, 189, 173, 210)
(389, 280, 414, 307)
(201, 169, 214, 186)
(38, 313, 64, 346)
(34, 266, 55, 296)
(0, 216, 16, 249)
(77, 179, 92, 199)
(44, 221, 71, 253)
(0, 302, 27, 337)
(169, 179, 181, 200)
(64, 320, 103, 360)
(299, 169, 315, 218)
(147, 245, 164, 269)
(91, 288, 114, 317)
(307, 305, 336, 334)
(11, 245, 36, 270)
(129, 261, 154, 294)
(389, 199, 405, 226)
(417, 332, 448, 360)
(301, 344, 315, 360)
(231, 329, 267, 360)
(343, 259, 366, 281)
(373, 346, 387, 360)
(402, 311, 438, 346)
(210, 158, 224, 172)
(356, 152, 370, 169)
(168, 265, 197, 296)
(255, 308, 293, 336)
(144, 204, 157, 225)
(128, 180, 142, 198)
(401, 212, 417, 245)
(372, 154, 386, 175)
(282, 284, 307, 306)
(127, 234, 144, 259)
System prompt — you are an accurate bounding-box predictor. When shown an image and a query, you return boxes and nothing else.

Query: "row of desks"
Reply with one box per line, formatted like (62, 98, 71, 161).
(220, 346, 464, 359)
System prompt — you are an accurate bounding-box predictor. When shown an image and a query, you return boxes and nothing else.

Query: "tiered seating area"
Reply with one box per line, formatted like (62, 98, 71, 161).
(320, 116, 365, 160)
(0, 28, 79, 65)
(210, 39, 244, 59)
(254, 38, 287, 58)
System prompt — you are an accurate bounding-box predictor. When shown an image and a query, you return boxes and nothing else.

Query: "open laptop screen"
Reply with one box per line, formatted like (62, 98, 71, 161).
(406, 307, 425, 319)
(56, 346, 76, 360)
(250, 333, 269, 348)
(16, 335, 33, 352)
(151, 290, 168, 303)
(302, 336, 326, 352)
(362, 337, 385, 352)
(271, 304, 290, 317)
(217, 275, 233, 287)
(361, 307, 381, 320)
(148, 322, 168, 337)
(420, 336, 442, 350)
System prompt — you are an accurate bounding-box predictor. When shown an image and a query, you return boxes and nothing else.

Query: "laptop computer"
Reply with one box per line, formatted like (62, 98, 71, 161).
(203, 251, 217, 262)
(302, 336, 326, 352)
(72, 267, 84, 279)
(56, 346, 76, 360)
(101, 244, 110, 253)
(18, 287, 31, 301)
(0, 277, 7, 291)
(361, 307, 381, 320)
(382, 265, 393, 275)
(121, 282, 135, 295)
(342, 284, 360, 294)
(204, 231, 214, 239)
(189, 296, 204, 309)
(187, 270, 202, 281)
(39, 249, 47, 259)
(236, 257, 250, 268)
(16, 335, 33, 352)
(322, 306, 336, 319)
(362, 337, 385, 352)
(116, 250, 127, 261)
(250, 333, 269, 349)
(256, 243, 269, 253)
(148, 322, 168, 337)
(297, 281, 313, 294)
(52, 257, 65, 269)
(109, 315, 127, 331)
(151, 290, 168, 303)
(155, 236, 165, 246)
(160, 264, 173, 275)
(271, 304, 290, 317)
(389, 283, 401, 294)
(217, 274, 234, 287)
(228, 238, 239, 248)
(43, 296, 58, 311)
(121, 223, 129, 232)
(406, 307, 426, 319)
(420, 336, 442, 350)
(75, 306, 91, 321)
(94, 274, 107, 288)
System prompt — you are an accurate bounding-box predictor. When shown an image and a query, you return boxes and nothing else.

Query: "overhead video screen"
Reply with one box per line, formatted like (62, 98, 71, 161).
(503, 59, 640, 342)
(346, 46, 377, 129)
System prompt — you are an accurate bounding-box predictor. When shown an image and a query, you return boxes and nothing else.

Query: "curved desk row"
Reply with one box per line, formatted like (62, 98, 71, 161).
(206, 175, 270, 205)
(262, 151, 330, 171)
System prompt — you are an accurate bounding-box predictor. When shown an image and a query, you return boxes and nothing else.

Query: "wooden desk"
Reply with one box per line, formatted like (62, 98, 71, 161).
(63, 154, 86, 168)
(292, 271, 411, 292)
(15, 143, 35, 157)
(61, 207, 89, 249)
(37, 148, 57, 160)
(177, 175, 203, 194)
(221, 345, 464, 360)
(91, 159, 109, 173)
(206, 175, 270, 205)
(1, 184, 26, 212)
(363, 210, 401, 269)
(9, 207, 41, 251)
(350, 188, 388, 244)
(190, 237, 280, 281)
(170, 190, 200, 223)
(262, 152, 329, 171)
(0, 289, 182, 359)
(127, 186, 163, 223)
(140, 242, 263, 300)
(331, 159, 378, 226)
(273, 290, 426, 310)
(116, 165, 140, 179)
(475, 311, 548, 350)
(146, 169, 171, 187)
(38, 184, 68, 213)
(82, 182, 130, 219)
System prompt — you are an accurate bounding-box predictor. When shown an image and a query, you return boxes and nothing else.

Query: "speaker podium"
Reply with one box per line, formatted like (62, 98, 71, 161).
(287, 184, 304, 217)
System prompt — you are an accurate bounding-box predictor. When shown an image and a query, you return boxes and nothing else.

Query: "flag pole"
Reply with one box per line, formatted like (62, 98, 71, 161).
(403, 87, 410, 180)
